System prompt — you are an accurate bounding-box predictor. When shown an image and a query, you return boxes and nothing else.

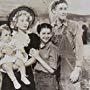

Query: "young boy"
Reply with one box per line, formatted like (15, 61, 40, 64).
(32, 23, 60, 90)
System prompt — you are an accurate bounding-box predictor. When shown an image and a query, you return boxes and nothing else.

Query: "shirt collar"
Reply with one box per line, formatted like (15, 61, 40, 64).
(55, 18, 68, 27)
(40, 41, 52, 49)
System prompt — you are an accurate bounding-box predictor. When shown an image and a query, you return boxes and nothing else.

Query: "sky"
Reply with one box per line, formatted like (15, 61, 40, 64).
(68, 0, 90, 15)
(0, 0, 90, 16)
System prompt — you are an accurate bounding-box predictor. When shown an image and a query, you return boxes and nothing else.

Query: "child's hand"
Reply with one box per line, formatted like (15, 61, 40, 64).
(29, 48, 39, 58)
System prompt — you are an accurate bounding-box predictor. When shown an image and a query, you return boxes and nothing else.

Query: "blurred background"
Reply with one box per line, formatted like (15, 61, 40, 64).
(0, 0, 90, 89)
(0, 0, 90, 24)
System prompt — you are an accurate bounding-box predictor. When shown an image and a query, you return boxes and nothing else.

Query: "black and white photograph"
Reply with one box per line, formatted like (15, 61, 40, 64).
(0, 0, 90, 90)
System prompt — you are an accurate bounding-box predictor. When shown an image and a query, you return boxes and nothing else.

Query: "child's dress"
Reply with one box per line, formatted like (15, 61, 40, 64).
(0, 30, 30, 65)
(10, 30, 30, 63)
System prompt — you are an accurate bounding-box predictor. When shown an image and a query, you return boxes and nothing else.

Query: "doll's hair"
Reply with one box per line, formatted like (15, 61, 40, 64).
(8, 6, 35, 32)
(37, 23, 52, 34)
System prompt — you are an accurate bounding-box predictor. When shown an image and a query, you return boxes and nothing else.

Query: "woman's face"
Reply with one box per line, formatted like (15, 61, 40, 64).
(39, 28, 52, 43)
(55, 3, 68, 20)
(16, 14, 30, 31)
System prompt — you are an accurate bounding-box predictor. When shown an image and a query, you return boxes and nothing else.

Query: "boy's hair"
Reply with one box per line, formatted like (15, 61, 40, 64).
(51, 0, 68, 11)
(8, 6, 35, 32)
(37, 23, 52, 34)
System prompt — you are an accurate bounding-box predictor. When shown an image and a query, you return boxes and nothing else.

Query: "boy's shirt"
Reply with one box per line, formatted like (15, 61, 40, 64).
(34, 41, 59, 73)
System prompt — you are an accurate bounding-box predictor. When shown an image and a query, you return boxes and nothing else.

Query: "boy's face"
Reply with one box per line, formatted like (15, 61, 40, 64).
(39, 28, 52, 43)
(16, 14, 30, 31)
(55, 3, 68, 20)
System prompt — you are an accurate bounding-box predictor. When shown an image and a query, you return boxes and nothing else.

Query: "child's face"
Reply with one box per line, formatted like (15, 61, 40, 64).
(39, 28, 52, 43)
(54, 3, 68, 20)
(16, 14, 30, 32)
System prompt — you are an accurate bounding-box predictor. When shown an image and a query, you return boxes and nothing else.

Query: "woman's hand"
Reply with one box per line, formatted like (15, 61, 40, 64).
(70, 66, 81, 83)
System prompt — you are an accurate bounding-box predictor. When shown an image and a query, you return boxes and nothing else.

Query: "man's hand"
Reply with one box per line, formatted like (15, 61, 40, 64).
(70, 67, 81, 83)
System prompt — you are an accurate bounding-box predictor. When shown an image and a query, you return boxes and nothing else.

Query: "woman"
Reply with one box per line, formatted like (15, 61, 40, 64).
(1, 6, 54, 90)
(1, 6, 37, 90)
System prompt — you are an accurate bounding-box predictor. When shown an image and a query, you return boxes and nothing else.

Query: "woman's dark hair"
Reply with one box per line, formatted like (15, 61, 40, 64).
(51, 0, 68, 11)
(37, 23, 52, 34)
(8, 5, 35, 32)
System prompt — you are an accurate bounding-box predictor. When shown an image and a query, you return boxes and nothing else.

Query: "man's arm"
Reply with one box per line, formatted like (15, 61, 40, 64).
(70, 22, 83, 83)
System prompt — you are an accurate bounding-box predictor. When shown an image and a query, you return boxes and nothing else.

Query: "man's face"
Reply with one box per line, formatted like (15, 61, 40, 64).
(39, 28, 52, 43)
(55, 3, 68, 20)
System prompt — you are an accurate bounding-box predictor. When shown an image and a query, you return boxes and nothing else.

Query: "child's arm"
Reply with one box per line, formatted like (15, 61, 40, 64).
(29, 48, 54, 74)
(25, 57, 36, 67)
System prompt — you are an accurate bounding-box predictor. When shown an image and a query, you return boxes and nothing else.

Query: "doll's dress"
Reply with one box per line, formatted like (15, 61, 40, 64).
(0, 30, 30, 66)
(10, 30, 30, 63)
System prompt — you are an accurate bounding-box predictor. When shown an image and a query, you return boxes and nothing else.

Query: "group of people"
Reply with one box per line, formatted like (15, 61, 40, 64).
(0, 0, 89, 90)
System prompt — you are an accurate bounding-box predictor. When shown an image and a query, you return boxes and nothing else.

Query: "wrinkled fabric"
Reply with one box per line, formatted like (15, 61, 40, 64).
(35, 70, 58, 90)
(52, 20, 83, 90)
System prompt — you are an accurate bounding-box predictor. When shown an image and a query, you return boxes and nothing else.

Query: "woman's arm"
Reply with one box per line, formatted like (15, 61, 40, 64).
(70, 22, 83, 83)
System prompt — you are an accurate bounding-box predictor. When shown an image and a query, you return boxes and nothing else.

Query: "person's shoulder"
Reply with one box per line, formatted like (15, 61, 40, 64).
(49, 42, 59, 56)
(50, 42, 58, 51)
(28, 33, 40, 40)
(68, 20, 79, 26)
(28, 33, 39, 37)
(27, 33, 40, 49)
(68, 20, 80, 32)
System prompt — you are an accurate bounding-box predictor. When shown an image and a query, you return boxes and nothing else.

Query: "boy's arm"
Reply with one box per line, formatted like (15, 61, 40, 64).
(29, 48, 54, 73)
(25, 57, 36, 67)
